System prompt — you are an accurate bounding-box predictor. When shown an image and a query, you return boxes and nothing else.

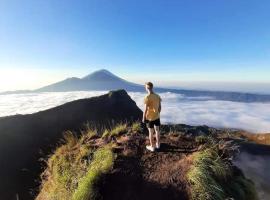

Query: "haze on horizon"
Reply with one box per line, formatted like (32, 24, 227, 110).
(0, 0, 270, 93)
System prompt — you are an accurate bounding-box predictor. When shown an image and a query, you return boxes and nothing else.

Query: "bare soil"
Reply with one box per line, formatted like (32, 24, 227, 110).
(98, 132, 199, 200)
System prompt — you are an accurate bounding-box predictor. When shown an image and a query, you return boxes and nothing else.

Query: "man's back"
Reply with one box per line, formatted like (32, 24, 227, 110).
(144, 93, 161, 121)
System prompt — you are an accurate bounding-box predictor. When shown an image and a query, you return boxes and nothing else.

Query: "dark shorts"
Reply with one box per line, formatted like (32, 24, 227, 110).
(145, 118, 161, 129)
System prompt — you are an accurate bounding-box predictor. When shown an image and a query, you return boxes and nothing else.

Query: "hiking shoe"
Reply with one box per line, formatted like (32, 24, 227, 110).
(156, 142, 160, 149)
(146, 145, 155, 152)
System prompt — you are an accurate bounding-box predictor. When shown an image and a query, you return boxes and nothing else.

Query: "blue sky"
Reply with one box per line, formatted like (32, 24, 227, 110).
(0, 0, 270, 92)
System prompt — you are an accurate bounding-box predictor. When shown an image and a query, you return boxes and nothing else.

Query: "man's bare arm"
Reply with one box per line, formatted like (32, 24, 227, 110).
(158, 102, 161, 113)
(142, 104, 147, 123)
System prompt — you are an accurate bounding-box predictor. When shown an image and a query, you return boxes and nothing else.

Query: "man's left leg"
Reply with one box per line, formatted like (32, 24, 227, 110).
(148, 128, 155, 146)
(146, 120, 155, 152)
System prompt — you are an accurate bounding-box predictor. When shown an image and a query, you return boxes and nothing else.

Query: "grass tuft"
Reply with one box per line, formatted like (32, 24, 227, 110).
(131, 121, 142, 133)
(110, 123, 128, 137)
(187, 145, 258, 200)
(72, 146, 114, 200)
(102, 129, 110, 138)
(195, 135, 209, 144)
(102, 123, 128, 138)
(187, 148, 227, 200)
(36, 131, 114, 200)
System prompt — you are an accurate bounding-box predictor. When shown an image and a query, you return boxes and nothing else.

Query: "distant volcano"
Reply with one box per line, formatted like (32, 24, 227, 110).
(2, 69, 270, 102)
(35, 69, 142, 92)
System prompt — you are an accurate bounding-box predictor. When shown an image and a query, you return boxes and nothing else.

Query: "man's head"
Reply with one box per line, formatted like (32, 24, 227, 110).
(145, 82, 153, 93)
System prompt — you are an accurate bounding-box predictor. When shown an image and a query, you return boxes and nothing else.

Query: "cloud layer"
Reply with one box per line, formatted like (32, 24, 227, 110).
(1, 91, 270, 133)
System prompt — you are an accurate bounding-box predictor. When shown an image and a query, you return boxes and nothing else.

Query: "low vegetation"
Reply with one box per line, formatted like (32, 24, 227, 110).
(72, 146, 114, 200)
(36, 133, 114, 200)
(195, 135, 209, 144)
(102, 123, 128, 138)
(187, 139, 258, 200)
(36, 122, 258, 200)
(131, 121, 142, 133)
(36, 122, 141, 200)
(243, 132, 270, 145)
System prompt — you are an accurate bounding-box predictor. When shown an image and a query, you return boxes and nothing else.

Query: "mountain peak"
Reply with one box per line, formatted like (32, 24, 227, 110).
(82, 69, 121, 81)
(96, 69, 113, 74)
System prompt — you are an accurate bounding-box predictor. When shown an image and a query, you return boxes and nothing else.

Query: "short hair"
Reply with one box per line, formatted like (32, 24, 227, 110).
(145, 82, 153, 89)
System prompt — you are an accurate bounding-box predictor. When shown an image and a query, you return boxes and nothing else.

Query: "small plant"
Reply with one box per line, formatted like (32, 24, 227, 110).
(110, 123, 128, 136)
(102, 123, 128, 138)
(131, 121, 142, 133)
(85, 129, 98, 139)
(81, 121, 98, 140)
(195, 135, 209, 144)
(102, 129, 110, 138)
(62, 131, 79, 147)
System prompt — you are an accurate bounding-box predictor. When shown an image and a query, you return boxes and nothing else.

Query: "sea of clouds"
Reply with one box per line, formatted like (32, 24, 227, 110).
(1, 91, 270, 133)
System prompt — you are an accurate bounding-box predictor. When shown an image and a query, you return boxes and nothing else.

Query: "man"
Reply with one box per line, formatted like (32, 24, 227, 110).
(142, 82, 162, 152)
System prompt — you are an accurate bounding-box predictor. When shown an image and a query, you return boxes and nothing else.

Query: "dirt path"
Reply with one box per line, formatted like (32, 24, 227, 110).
(99, 133, 198, 200)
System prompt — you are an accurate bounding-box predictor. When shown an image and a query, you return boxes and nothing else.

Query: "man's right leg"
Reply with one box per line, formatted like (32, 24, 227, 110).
(146, 121, 155, 152)
(148, 128, 155, 148)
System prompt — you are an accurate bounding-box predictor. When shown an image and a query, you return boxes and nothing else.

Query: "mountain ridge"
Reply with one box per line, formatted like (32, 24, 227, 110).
(0, 89, 142, 200)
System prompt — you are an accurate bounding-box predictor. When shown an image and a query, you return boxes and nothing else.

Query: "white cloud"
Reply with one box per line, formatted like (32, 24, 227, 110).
(129, 92, 270, 133)
(0, 91, 107, 116)
(0, 91, 270, 133)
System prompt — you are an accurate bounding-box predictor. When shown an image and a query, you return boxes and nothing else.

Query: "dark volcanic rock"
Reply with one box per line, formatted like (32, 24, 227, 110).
(0, 90, 142, 200)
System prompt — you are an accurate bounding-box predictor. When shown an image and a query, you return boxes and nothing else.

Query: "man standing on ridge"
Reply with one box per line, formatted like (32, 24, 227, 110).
(142, 82, 162, 152)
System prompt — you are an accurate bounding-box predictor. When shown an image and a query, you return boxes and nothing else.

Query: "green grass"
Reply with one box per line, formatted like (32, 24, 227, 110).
(131, 121, 142, 133)
(36, 131, 114, 200)
(187, 146, 258, 200)
(37, 131, 91, 200)
(187, 148, 228, 200)
(102, 123, 128, 138)
(81, 122, 98, 140)
(72, 146, 114, 200)
(102, 129, 110, 138)
(110, 123, 128, 136)
(195, 135, 209, 144)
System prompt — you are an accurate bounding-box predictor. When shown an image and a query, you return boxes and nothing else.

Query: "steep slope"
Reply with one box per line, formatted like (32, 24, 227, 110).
(0, 90, 142, 200)
(234, 140, 270, 200)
